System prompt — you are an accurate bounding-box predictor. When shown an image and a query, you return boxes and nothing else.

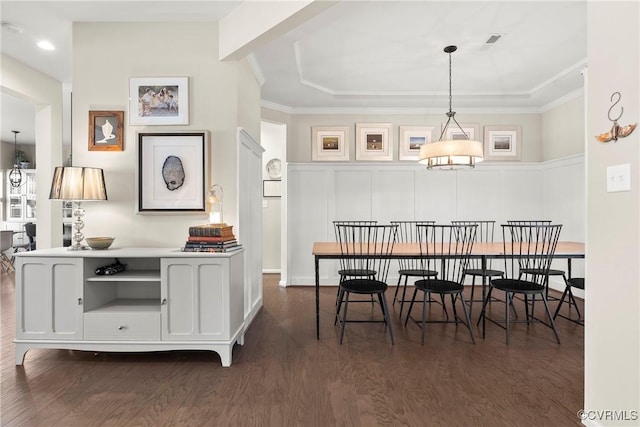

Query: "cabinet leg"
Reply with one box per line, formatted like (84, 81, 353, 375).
(237, 332, 245, 346)
(15, 344, 28, 365)
(218, 348, 232, 367)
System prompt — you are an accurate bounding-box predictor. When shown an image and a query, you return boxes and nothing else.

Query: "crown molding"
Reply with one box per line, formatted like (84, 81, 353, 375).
(246, 53, 265, 86)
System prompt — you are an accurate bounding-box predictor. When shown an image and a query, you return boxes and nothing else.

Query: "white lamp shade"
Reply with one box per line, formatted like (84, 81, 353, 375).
(418, 139, 484, 169)
(49, 166, 108, 201)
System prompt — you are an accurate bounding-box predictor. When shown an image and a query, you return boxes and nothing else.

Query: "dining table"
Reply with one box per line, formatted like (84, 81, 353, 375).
(311, 241, 585, 339)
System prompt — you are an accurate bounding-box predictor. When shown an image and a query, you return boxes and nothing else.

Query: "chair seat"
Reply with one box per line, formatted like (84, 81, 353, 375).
(340, 278, 388, 294)
(567, 277, 585, 290)
(338, 269, 375, 277)
(398, 269, 437, 277)
(520, 268, 566, 276)
(464, 268, 503, 277)
(491, 278, 545, 294)
(414, 279, 463, 294)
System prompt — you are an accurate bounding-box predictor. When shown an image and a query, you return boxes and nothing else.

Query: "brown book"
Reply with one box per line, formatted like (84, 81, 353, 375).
(187, 236, 236, 243)
(188, 223, 234, 237)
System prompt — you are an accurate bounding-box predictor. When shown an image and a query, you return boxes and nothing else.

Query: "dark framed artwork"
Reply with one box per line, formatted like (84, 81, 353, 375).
(88, 110, 124, 151)
(137, 132, 208, 213)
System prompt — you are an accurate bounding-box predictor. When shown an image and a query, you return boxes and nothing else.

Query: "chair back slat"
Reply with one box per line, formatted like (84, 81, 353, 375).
(501, 224, 562, 285)
(335, 224, 398, 283)
(417, 224, 477, 283)
(391, 221, 435, 270)
(451, 220, 495, 270)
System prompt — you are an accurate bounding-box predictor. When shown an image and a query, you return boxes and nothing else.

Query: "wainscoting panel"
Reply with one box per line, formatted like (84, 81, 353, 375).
(287, 155, 585, 286)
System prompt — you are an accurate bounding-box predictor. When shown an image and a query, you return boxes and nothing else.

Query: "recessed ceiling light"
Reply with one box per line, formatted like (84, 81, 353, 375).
(37, 40, 55, 51)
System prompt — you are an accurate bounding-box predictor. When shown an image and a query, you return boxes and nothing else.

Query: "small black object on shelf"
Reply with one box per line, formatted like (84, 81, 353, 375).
(95, 259, 127, 276)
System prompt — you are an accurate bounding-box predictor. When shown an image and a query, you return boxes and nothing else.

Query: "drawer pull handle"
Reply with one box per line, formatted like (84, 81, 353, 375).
(118, 326, 127, 331)
(161, 298, 167, 305)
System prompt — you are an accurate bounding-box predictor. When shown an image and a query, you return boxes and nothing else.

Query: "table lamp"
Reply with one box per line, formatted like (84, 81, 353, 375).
(49, 166, 108, 250)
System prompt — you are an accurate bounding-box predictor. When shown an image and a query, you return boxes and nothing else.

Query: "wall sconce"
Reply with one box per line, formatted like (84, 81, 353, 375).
(208, 184, 223, 224)
(49, 166, 108, 250)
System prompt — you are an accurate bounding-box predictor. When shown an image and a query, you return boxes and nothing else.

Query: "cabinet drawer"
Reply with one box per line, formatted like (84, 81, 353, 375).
(84, 313, 160, 341)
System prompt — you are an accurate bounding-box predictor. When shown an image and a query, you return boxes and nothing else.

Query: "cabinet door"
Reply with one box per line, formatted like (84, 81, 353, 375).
(161, 258, 231, 341)
(15, 257, 83, 340)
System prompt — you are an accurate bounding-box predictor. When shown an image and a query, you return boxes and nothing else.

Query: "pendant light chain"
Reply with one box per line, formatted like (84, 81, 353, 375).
(448, 49, 453, 115)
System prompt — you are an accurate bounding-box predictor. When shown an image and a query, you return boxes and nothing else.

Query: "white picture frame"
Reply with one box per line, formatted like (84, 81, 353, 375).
(355, 123, 393, 161)
(129, 77, 189, 125)
(311, 126, 350, 161)
(441, 122, 480, 142)
(399, 126, 434, 161)
(483, 125, 522, 161)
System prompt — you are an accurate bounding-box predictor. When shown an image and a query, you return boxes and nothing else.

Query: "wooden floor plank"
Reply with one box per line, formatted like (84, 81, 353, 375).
(1, 271, 584, 426)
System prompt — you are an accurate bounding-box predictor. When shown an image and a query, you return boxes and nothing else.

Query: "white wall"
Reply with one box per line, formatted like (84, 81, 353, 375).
(260, 121, 286, 272)
(287, 156, 584, 286)
(72, 22, 260, 247)
(585, 2, 640, 426)
(542, 95, 585, 161)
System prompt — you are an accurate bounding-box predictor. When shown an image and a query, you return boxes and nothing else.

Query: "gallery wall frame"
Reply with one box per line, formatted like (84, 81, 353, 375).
(355, 122, 393, 161)
(311, 126, 350, 161)
(263, 180, 282, 197)
(398, 125, 434, 161)
(88, 110, 124, 151)
(440, 122, 480, 142)
(129, 77, 189, 125)
(137, 132, 208, 213)
(483, 125, 522, 161)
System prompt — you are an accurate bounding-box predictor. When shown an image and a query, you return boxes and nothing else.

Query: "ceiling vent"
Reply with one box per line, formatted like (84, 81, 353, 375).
(1, 21, 24, 34)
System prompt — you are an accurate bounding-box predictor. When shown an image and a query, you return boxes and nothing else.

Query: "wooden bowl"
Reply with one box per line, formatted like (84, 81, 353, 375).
(85, 237, 114, 250)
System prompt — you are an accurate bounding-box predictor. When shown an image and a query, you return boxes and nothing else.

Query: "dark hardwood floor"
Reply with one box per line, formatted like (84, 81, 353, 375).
(1, 271, 584, 426)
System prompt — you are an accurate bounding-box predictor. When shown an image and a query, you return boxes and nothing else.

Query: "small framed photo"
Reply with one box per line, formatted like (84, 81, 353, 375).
(137, 132, 208, 213)
(129, 77, 189, 125)
(484, 125, 522, 161)
(399, 126, 434, 161)
(311, 126, 350, 161)
(263, 180, 282, 197)
(355, 123, 393, 161)
(88, 110, 124, 151)
(441, 122, 480, 141)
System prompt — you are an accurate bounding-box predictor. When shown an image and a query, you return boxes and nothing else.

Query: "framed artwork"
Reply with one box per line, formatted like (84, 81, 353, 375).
(263, 180, 282, 197)
(441, 122, 479, 142)
(129, 77, 189, 125)
(484, 125, 522, 161)
(137, 132, 208, 213)
(311, 126, 349, 161)
(355, 123, 393, 161)
(88, 110, 124, 151)
(398, 125, 434, 161)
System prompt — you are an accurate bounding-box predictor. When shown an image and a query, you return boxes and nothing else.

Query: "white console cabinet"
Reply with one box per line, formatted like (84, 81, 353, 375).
(14, 248, 245, 367)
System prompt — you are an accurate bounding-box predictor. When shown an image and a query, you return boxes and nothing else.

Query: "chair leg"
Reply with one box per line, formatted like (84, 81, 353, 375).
(421, 291, 428, 345)
(450, 294, 459, 325)
(478, 285, 495, 337)
(458, 292, 476, 344)
(568, 288, 582, 320)
(399, 275, 410, 319)
(468, 274, 476, 318)
(553, 286, 570, 319)
(393, 274, 403, 305)
(339, 291, 350, 344)
(405, 287, 419, 327)
(541, 293, 561, 344)
(380, 292, 394, 345)
(505, 292, 511, 345)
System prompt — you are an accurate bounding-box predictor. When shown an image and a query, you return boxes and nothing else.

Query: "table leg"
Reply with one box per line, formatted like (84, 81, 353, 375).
(567, 258, 573, 280)
(315, 255, 320, 340)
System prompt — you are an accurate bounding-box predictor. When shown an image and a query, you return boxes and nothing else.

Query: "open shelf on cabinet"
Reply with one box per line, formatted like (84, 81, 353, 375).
(86, 298, 160, 314)
(86, 270, 161, 282)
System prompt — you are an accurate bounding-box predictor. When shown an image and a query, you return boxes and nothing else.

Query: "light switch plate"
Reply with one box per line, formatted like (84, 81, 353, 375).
(606, 163, 631, 192)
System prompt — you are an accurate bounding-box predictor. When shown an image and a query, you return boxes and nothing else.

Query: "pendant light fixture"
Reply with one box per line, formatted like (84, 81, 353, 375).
(9, 130, 23, 188)
(419, 45, 483, 169)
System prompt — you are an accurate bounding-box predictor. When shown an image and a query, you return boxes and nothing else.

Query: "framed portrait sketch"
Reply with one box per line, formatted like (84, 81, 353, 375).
(355, 123, 393, 161)
(89, 110, 124, 151)
(399, 125, 434, 160)
(441, 122, 480, 142)
(129, 77, 189, 125)
(311, 126, 349, 161)
(483, 125, 522, 161)
(137, 132, 208, 213)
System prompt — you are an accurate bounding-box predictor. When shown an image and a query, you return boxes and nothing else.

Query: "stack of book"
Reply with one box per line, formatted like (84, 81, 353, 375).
(182, 223, 243, 253)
